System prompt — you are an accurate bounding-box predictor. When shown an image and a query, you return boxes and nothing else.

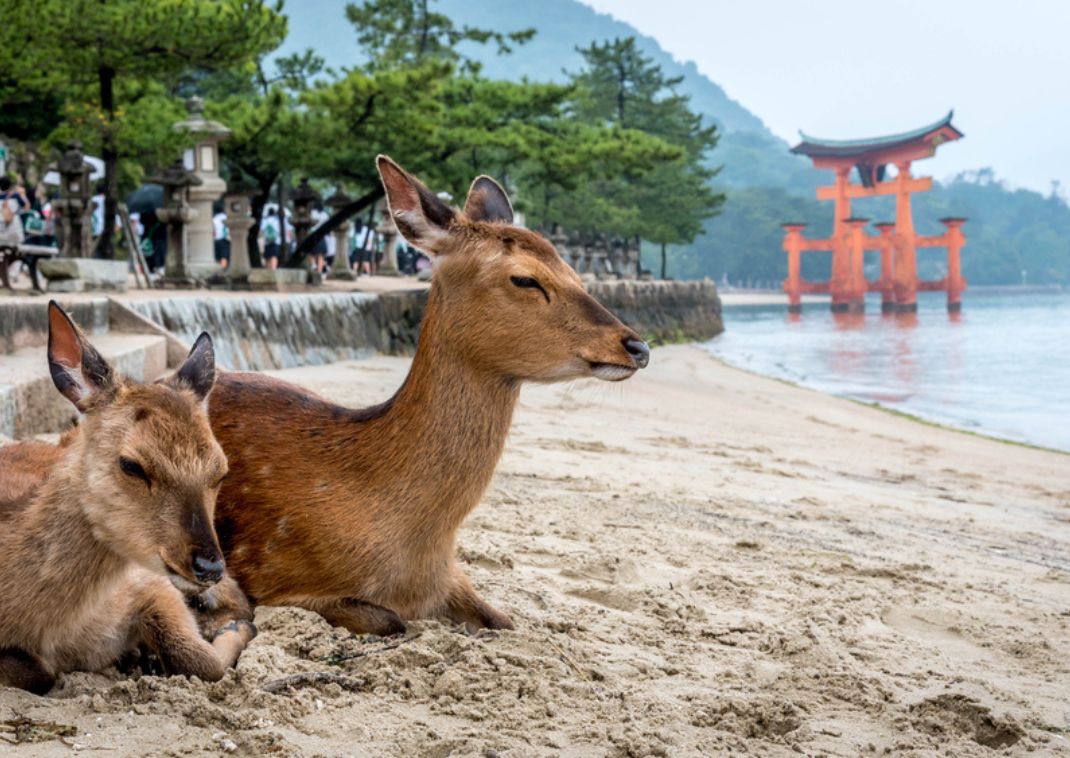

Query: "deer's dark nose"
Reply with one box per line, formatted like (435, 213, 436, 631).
(192, 553, 224, 585)
(624, 337, 650, 369)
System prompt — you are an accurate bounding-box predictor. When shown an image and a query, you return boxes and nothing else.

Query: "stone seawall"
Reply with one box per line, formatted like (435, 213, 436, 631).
(587, 279, 723, 345)
(0, 299, 109, 355)
(125, 279, 721, 371)
(127, 291, 428, 371)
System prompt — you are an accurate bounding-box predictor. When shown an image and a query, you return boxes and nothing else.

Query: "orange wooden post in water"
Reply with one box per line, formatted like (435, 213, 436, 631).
(843, 217, 870, 312)
(784, 112, 966, 315)
(782, 223, 806, 313)
(891, 161, 919, 312)
(941, 217, 967, 312)
(873, 222, 896, 312)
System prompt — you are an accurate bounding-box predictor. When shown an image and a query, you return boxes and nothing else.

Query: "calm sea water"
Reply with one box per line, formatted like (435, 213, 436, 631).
(704, 292, 1070, 452)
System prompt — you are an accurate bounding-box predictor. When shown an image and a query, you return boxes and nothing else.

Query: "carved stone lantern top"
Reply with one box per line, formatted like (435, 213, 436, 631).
(56, 141, 92, 178)
(290, 177, 321, 222)
(149, 160, 202, 217)
(174, 97, 230, 183)
(327, 185, 353, 214)
(173, 97, 231, 140)
(148, 159, 203, 192)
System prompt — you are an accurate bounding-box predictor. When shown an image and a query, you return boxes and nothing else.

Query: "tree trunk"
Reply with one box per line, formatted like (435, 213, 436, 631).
(660, 242, 667, 280)
(286, 187, 383, 269)
(98, 65, 117, 260)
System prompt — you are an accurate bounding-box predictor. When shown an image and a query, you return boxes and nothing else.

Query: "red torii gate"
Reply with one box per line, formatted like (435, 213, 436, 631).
(782, 112, 966, 314)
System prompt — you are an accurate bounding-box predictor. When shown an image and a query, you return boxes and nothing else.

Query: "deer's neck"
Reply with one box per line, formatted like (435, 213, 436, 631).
(358, 302, 520, 542)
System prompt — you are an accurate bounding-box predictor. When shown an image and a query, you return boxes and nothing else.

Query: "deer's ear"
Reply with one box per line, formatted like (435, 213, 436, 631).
(172, 332, 216, 401)
(377, 155, 455, 254)
(464, 175, 513, 224)
(47, 301, 115, 412)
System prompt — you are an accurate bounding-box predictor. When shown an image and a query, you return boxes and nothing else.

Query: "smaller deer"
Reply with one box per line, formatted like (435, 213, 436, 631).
(0, 303, 255, 694)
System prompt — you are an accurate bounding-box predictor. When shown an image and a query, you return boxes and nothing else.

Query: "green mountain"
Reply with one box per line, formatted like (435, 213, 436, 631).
(278, 0, 814, 191)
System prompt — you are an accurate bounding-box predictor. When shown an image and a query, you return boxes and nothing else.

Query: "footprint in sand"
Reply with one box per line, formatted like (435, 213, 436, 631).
(880, 606, 988, 663)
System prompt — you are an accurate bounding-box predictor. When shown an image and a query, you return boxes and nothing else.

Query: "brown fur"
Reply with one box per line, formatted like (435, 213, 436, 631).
(209, 158, 649, 634)
(0, 304, 255, 692)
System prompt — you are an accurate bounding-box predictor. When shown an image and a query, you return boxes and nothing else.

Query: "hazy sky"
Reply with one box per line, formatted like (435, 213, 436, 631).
(582, 0, 1069, 197)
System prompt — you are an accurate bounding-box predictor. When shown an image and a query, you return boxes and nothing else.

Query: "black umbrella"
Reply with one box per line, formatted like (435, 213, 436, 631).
(124, 184, 164, 215)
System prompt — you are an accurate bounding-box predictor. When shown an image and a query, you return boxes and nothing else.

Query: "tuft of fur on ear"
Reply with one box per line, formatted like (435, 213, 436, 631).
(376, 155, 455, 254)
(47, 301, 115, 412)
(172, 332, 216, 401)
(464, 175, 514, 224)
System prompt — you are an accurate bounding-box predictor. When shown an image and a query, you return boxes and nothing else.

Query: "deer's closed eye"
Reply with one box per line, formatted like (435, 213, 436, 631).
(510, 276, 549, 302)
(119, 457, 150, 486)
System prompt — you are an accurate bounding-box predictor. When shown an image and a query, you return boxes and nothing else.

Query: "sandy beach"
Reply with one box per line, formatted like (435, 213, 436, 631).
(2, 345, 1068, 756)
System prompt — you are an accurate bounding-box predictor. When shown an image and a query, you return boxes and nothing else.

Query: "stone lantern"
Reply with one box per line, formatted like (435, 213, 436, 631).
(607, 238, 625, 279)
(290, 178, 320, 248)
(327, 186, 356, 281)
(374, 198, 400, 276)
(223, 190, 255, 283)
(52, 141, 94, 258)
(149, 159, 202, 285)
(173, 97, 230, 279)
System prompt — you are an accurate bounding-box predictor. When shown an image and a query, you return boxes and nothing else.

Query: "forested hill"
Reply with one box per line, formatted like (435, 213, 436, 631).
(286, 0, 764, 134)
(280, 0, 813, 190)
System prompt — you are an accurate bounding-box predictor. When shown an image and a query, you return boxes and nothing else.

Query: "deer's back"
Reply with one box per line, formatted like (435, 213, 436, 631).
(0, 441, 66, 522)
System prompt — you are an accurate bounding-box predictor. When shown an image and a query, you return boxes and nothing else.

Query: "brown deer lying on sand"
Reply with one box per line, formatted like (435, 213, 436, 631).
(0, 303, 255, 693)
(208, 157, 650, 635)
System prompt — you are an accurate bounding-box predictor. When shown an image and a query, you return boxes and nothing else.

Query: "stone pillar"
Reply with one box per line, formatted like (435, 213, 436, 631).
(290, 177, 319, 248)
(224, 192, 254, 281)
(327, 187, 356, 281)
(173, 97, 230, 279)
(375, 200, 399, 276)
(52, 141, 94, 258)
(607, 238, 624, 278)
(592, 237, 608, 279)
(618, 238, 637, 280)
(580, 241, 593, 274)
(566, 233, 582, 271)
(150, 160, 202, 286)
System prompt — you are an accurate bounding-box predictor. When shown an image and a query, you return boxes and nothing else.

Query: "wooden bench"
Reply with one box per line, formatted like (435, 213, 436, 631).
(0, 244, 59, 292)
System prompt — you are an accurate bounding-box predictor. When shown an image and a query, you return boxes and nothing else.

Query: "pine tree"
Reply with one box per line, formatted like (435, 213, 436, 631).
(0, 0, 285, 258)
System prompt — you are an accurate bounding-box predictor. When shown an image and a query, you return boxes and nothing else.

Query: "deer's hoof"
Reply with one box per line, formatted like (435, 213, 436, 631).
(216, 619, 258, 643)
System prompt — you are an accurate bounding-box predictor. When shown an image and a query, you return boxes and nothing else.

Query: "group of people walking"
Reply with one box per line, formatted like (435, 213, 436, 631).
(1, 171, 431, 283)
(211, 201, 429, 276)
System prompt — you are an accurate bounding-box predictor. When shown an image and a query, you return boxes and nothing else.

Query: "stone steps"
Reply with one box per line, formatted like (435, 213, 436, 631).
(0, 332, 169, 439)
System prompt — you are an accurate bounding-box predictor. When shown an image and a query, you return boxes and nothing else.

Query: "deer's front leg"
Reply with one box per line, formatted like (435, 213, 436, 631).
(0, 647, 55, 694)
(301, 597, 407, 636)
(187, 574, 255, 640)
(442, 572, 514, 632)
(137, 584, 256, 682)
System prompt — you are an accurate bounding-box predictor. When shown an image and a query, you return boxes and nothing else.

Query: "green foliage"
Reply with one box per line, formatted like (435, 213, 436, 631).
(539, 37, 724, 256)
(45, 80, 189, 192)
(345, 0, 533, 73)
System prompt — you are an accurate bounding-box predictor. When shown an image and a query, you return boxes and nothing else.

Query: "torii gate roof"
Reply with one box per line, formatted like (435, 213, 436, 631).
(791, 111, 963, 161)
